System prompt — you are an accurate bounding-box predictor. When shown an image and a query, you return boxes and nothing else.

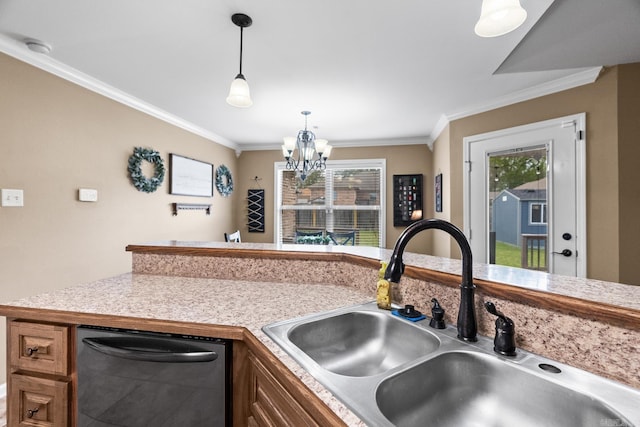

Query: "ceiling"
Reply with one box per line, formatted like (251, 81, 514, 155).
(1, 0, 639, 152)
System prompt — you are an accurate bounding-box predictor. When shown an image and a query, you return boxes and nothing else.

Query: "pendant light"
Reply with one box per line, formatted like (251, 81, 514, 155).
(475, 0, 527, 37)
(226, 13, 253, 108)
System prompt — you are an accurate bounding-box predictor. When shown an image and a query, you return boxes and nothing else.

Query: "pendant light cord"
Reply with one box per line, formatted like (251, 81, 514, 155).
(239, 26, 244, 75)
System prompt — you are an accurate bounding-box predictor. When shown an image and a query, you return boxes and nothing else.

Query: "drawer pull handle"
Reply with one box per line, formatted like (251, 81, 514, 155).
(27, 407, 39, 418)
(26, 347, 39, 356)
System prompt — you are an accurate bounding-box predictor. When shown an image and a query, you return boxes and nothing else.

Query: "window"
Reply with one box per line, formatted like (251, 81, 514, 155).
(275, 159, 386, 247)
(530, 202, 547, 224)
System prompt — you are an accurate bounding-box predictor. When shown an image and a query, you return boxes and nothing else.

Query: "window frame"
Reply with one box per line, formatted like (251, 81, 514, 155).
(529, 202, 547, 225)
(274, 159, 386, 246)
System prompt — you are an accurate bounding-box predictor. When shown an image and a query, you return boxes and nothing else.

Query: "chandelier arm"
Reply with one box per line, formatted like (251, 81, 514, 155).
(287, 157, 300, 170)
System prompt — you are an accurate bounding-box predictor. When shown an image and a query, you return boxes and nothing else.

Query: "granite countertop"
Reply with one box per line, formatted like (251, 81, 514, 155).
(6, 242, 640, 425)
(132, 241, 640, 312)
(3, 272, 372, 426)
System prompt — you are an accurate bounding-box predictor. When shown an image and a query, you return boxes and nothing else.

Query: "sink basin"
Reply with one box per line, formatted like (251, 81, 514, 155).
(287, 311, 440, 376)
(376, 351, 632, 427)
(264, 302, 640, 426)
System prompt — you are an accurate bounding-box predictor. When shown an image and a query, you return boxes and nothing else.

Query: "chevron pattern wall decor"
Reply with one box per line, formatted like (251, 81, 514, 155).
(248, 189, 265, 232)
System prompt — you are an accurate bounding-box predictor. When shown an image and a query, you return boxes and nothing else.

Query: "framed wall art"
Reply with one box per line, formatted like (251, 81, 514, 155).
(247, 189, 265, 232)
(435, 173, 443, 213)
(393, 174, 423, 227)
(169, 153, 214, 197)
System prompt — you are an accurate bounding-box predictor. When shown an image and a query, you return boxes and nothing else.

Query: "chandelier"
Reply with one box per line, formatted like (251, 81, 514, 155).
(282, 111, 332, 181)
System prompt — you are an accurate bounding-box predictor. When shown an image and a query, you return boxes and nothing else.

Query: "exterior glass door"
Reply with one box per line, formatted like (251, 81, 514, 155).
(488, 147, 548, 271)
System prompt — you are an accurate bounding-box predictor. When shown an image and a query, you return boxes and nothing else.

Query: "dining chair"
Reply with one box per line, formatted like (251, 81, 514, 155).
(328, 230, 356, 246)
(224, 230, 241, 242)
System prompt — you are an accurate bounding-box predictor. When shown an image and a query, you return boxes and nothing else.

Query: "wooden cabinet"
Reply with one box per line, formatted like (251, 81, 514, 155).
(4, 319, 347, 427)
(9, 374, 69, 427)
(7, 320, 72, 427)
(247, 351, 321, 427)
(9, 321, 70, 376)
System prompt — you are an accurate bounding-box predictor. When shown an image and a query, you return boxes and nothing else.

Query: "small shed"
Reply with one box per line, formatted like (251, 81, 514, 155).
(492, 188, 547, 246)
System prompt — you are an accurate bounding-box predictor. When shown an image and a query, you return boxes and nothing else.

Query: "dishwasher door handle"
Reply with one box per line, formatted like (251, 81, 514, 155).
(82, 337, 219, 363)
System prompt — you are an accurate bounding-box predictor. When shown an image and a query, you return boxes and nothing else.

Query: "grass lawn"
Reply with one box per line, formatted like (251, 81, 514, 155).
(495, 241, 547, 269)
(495, 241, 521, 267)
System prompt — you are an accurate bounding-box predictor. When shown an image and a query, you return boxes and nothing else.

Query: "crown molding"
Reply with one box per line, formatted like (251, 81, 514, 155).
(0, 35, 237, 150)
(429, 114, 451, 148)
(428, 67, 602, 143)
(239, 135, 431, 152)
(2, 32, 602, 154)
(447, 66, 603, 122)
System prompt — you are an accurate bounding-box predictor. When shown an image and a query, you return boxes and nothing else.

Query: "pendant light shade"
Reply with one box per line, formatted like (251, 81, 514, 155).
(227, 73, 252, 108)
(227, 13, 253, 108)
(475, 0, 527, 37)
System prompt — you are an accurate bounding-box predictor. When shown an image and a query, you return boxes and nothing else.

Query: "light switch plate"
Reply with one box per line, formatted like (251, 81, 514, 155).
(1, 189, 24, 207)
(79, 188, 98, 202)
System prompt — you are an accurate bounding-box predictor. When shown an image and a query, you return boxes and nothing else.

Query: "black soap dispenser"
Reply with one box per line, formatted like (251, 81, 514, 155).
(485, 301, 517, 356)
(429, 298, 446, 329)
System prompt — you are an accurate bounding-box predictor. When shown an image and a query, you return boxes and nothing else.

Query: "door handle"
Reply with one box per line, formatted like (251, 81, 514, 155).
(82, 337, 218, 363)
(553, 249, 573, 257)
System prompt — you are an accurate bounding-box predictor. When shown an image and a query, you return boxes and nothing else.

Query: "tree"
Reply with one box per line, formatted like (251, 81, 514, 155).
(296, 170, 323, 188)
(490, 154, 546, 192)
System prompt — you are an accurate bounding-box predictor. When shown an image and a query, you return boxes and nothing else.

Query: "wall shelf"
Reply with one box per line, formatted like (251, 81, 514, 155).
(172, 203, 211, 216)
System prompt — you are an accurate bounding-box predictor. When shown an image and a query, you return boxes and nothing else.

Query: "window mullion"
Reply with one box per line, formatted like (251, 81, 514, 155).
(326, 169, 334, 232)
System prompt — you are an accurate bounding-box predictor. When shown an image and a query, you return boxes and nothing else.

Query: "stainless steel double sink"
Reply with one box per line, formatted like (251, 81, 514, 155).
(263, 302, 640, 426)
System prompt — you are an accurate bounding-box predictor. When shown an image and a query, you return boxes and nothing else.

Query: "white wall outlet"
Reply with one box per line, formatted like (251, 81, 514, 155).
(1, 189, 24, 207)
(79, 188, 98, 202)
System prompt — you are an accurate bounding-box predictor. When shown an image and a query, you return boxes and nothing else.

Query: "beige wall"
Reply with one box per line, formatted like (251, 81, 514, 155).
(237, 144, 433, 254)
(0, 53, 237, 380)
(445, 65, 640, 284)
(236, 64, 640, 282)
(2, 47, 638, 382)
(617, 63, 640, 285)
(431, 125, 452, 257)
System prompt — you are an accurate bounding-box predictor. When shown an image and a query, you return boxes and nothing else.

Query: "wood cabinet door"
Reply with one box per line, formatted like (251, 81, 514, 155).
(10, 321, 69, 376)
(248, 352, 320, 427)
(9, 374, 69, 427)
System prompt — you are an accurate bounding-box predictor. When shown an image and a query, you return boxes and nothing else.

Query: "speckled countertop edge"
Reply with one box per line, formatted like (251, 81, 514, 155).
(2, 273, 371, 426)
(132, 241, 640, 311)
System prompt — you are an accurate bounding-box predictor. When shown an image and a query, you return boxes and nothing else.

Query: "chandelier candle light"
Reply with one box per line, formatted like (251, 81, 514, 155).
(282, 111, 332, 182)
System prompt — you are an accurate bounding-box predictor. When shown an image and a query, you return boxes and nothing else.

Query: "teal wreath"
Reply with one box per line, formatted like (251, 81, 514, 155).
(127, 147, 165, 193)
(215, 164, 234, 197)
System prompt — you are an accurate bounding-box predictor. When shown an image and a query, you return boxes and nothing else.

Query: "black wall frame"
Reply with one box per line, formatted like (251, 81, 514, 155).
(393, 174, 423, 227)
(247, 189, 265, 232)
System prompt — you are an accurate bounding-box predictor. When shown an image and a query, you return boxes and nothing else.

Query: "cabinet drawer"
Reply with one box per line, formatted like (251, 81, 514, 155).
(249, 353, 320, 427)
(10, 321, 69, 376)
(9, 373, 69, 427)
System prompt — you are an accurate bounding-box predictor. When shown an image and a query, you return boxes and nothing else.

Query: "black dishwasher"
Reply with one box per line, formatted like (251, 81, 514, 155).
(77, 325, 231, 427)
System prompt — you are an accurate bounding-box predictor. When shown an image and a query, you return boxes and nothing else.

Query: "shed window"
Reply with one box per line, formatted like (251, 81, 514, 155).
(530, 202, 547, 225)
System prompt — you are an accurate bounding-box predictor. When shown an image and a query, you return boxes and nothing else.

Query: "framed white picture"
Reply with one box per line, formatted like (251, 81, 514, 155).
(169, 153, 214, 197)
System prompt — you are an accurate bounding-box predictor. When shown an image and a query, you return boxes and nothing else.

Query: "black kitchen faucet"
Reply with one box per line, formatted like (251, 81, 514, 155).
(384, 218, 478, 342)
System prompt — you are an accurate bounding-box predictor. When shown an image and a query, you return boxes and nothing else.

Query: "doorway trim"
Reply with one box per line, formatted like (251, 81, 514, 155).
(463, 113, 587, 278)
